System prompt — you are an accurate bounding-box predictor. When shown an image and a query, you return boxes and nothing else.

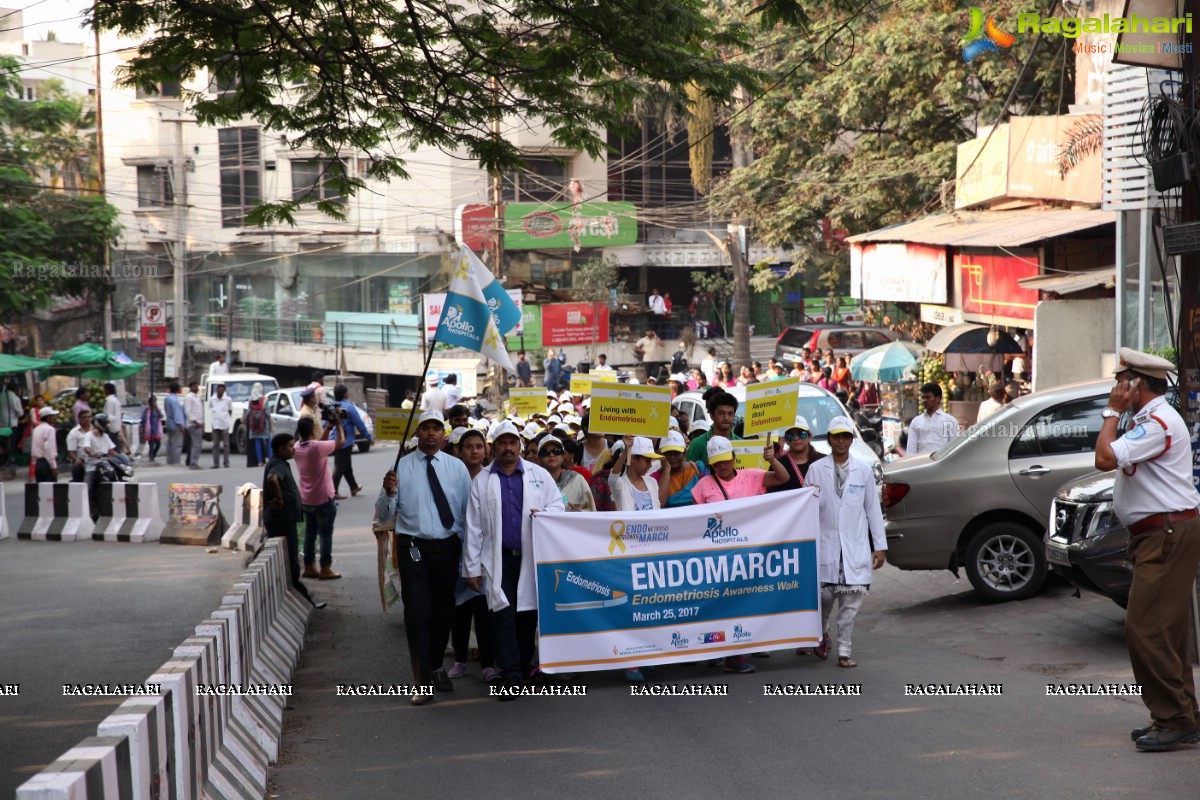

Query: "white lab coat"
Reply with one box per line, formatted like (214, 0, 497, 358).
(804, 455, 886, 586)
(464, 459, 565, 613)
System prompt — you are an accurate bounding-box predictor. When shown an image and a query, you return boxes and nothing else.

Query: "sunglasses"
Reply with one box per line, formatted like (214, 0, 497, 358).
(540, 448, 564, 457)
(784, 430, 810, 441)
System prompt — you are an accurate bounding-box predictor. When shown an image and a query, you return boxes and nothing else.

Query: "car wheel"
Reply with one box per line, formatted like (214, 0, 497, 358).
(357, 440, 371, 453)
(963, 522, 1047, 602)
(232, 424, 246, 455)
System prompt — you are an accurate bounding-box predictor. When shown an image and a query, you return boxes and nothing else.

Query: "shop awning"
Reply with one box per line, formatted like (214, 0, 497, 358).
(0, 353, 56, 376)
(1016, 267, 1115, 294)
(846, 207, 1115, 248)
(48, 344, 148, 380)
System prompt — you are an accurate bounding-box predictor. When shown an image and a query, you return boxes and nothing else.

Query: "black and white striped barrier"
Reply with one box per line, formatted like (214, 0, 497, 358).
(92, 483, 163, 543)
(15, 736, 134, 799)
(221, 484, 264, 552)
(0, 489, 7, 540)
(17, 482, 94, 541)
(95, 696, 170, 800)
(203, 609, 281, 761)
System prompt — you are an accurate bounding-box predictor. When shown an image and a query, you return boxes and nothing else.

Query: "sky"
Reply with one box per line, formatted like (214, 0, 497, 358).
(3, 0, 91, 44)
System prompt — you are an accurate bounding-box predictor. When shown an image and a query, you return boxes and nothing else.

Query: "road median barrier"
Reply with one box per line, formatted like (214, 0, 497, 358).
(92, 483, 163, 543)
(17, 482, 93, 542)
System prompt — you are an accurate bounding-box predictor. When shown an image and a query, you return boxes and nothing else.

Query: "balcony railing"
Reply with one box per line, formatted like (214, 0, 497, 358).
(187, 313, 421, 351)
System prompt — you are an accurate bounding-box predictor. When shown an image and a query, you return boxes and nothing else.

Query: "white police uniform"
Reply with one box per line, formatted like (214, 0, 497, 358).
(1110, 394, 1199, 528)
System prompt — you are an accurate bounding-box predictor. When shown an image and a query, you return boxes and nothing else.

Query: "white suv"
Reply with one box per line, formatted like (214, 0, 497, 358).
(201, 373, 279, 454)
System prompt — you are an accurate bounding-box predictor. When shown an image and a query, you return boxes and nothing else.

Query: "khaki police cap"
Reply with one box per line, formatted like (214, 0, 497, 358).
(1114, 347, 1173, 381)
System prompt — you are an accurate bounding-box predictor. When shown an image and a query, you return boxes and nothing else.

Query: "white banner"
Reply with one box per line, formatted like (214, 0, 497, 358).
(533, 491, 821, 673)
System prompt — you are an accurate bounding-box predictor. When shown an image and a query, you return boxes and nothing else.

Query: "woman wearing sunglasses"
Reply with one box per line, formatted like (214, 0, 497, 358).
(538, 435, 596, 512)
(768, 415, 825, 493)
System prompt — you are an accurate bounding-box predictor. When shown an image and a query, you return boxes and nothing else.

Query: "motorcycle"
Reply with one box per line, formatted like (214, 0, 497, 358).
(95, 453, 135, 483)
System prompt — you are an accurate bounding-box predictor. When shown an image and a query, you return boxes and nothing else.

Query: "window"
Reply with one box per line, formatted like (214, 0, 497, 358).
(1010, 396, 1108, 458)
(136, 165, 173, 207)
(135, 79, 181, 99)
(607, 119, 733, 206)
(218, 127, 261, 227)
(864, 331, 893, 347)
(501, 156, 567, 202)
(21, 85, 35, 101)
(291, 159, 346, 206)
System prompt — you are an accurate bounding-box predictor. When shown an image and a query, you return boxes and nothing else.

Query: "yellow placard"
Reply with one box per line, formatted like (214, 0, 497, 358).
(732, 438, 771, 470)
(589, 384, 673, 438)
(373, 408, 418, 441)
(590, 370, 618, 384)
(742, 377, 800, 437)
(509, 388, 547, 417)
(570, 373, 593, 396)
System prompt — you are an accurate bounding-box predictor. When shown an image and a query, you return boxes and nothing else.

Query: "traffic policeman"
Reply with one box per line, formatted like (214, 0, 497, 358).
(1095, 347, 1200, 751)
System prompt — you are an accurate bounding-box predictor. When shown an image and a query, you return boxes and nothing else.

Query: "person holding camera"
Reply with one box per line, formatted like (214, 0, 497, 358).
(331, 384, 370, 499)
(294, 412, 345, 580)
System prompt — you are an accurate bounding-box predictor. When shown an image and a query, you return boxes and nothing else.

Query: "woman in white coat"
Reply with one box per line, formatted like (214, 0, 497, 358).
(803, 416, 886, 668)
(464, 421, 565, 691)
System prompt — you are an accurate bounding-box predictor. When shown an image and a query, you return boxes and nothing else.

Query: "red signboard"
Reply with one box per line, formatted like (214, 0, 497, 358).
(956, 253, 1039, 322)
(140, 302, 167, 350)
(541, 303, 609, 347)
(455, 203, 496, 252)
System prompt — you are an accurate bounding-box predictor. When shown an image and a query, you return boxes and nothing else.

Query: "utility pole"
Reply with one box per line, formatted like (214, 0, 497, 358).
(489, 74, 506, 400)
(224, 273, 234, 366)
(94, 20, 112, 351)
(728, 222, 751, 370)
(171, 118, 188, 382)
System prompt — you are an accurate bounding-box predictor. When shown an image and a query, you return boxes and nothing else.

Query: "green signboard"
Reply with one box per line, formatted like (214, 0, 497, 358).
(506, 303, 542, 351)
(504, 202, 638, 250)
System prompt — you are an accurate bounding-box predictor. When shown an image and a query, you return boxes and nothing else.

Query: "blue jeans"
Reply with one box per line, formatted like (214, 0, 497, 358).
(302, 498, 337, 568)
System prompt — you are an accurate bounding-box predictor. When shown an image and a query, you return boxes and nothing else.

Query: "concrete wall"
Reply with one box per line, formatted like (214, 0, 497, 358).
(1032, 297, 1115, 392)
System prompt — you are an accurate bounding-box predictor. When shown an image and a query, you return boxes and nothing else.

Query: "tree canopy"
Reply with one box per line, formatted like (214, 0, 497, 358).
(0, 57, 121, 318)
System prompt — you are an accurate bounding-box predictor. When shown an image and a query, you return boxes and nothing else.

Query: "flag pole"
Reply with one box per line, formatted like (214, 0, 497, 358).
(392, 337, 439, 474)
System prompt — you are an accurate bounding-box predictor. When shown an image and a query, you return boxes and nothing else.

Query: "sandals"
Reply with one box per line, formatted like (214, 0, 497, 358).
(814, 634, 830, 661)
(838, 656, 857, 669)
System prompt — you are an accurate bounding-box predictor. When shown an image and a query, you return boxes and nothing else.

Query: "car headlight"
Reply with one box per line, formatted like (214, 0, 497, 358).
(1083, 501, 1119, 539)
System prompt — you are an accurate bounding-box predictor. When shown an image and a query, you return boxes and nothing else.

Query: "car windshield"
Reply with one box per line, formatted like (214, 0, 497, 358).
(221, 379, 279, 402)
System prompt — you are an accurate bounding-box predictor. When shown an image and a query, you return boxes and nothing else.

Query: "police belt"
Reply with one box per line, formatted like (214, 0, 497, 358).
(1128, 508, 1199, 536)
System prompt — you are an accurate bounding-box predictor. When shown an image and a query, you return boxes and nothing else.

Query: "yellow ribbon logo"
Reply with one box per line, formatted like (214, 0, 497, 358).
(608, 520, 627, 554)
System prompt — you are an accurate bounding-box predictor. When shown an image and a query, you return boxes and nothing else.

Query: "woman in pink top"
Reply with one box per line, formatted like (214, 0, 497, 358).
(690, 435, 789, 674)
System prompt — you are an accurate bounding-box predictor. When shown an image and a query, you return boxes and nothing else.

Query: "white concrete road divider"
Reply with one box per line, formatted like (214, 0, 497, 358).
(145, 657, 207, 800)
(199, 612, 281, 762)
(1, 488, 7, 540)
(16, 736, 134, 799)
(221, 483, 264, 552)
(92, 483, 164, 542)
(17, 482, 94, 542)
(95, 696, 171, 800)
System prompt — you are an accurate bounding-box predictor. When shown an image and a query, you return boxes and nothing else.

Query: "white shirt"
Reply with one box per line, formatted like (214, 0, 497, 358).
(444, 385, 462, 410)
(103, 395, 122, 433)
(422, 387, 448, 413)
(1012, 356, 1026, 377)
(700, 356, 717, 385)
(209, 394, 234, 430)
(1110, 395, 1200, 526)
(976, 398, 1003, 423)
(184, 392, 204, 425)
(649, 294, 667, 315)
(66, 425, 91, 458)
(82, 430, 115, 468)
(209, 360, 229, 376)
(592, 362, 615, 373)
(0, 390, 20, 427)
(32, 421, 58, 462)
(907, 408, 960, 455)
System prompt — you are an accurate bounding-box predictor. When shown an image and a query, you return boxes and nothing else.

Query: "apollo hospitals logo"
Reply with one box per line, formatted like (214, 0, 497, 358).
(441, 305, 477, 337)
(703, 514, 746, 545)
(670, 631, 690, 649)
(552, 568, 628, 611)
(732, 624, 753, 642)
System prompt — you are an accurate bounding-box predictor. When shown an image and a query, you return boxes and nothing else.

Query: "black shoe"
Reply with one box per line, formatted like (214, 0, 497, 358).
(1134, 727, 1200, 751)
(312, 601, 328, 610)
(432, 668, 453, 692)
(1130, 723, 1200, 742)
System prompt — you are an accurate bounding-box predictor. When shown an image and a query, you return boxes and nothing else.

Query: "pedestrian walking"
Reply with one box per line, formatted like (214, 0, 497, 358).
(31, 407, 59, 482)
(102, 383, 126, 454)
(184, 381, 204, 468)
(294, 414, 345, 581)
(163, 383, 186, 465)
(244, 383, 273, 467)
(447, 427, 497, 684)
(1095, 348, 1200, 751)
(331, 384, 370, 498)
(140, 396, 163, 462)
(539, 435, 595, 511)
(516, 350, 533, 388)
(263, 432, 326, 610)
(657, 429, 706, 508)
(907, 382, 960, 455)
(684, 391, 742, 466)
(768, 415, 824, 492)
(209, 382, 232, 468)
(609, 436, 662, 514)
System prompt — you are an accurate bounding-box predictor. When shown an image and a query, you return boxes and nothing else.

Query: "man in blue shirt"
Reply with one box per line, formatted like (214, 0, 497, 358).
(376, 409, 471, 705)
(330, 384, 371, 499)
(163, 383, 187, 465)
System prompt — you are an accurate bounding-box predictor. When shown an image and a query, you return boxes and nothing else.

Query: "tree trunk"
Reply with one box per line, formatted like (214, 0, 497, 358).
(728, 223, 751, 370)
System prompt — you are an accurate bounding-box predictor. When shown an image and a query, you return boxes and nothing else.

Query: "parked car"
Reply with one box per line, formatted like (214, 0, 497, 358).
(201, 373, 280, 454)
(672, 383, 882, 477)
(881, 378, 1112, 602)
(1045, 470, 1130, 607)
(265, 386, 375, 452)
(775, 324, 897, 368)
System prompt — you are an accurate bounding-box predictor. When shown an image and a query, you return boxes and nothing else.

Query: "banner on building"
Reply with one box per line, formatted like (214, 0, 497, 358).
(588, 383, 672, 438)
(504, 202, 638, 251)
(541, 302, 610, 347)
(743, 378, 800, 437)
(533, 491, 821, 673)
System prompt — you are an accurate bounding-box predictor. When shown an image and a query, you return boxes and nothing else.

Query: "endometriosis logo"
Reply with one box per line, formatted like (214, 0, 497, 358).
(608, 520, 627, 554)
(553, 569, 628, 611)
(962, 8, 1016, 62)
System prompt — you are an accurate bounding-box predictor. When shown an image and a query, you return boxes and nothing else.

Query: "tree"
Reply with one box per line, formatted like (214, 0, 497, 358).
(90, 0, 829, 225)
(708, 0, 1070, 291)
(570, 255, 625, 304)
(0, 58, 121, 318)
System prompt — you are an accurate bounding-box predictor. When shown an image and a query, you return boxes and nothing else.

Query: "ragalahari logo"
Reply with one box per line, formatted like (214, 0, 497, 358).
(962, 8, 1016, 62)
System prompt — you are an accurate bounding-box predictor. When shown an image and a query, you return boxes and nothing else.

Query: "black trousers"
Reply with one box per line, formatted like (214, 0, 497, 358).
(396, 534, 461, 687)
(34, 457, 56, 483)
(452, 595, 493, 668)
(491, 550, 539, 682)
(265, 518, 314, 605)
(332, 446, 359, 493)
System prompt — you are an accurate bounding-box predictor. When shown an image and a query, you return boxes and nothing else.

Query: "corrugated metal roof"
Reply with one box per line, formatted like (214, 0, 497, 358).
(1016, 267, 1115, 294)
(846, 207, 1115, 247)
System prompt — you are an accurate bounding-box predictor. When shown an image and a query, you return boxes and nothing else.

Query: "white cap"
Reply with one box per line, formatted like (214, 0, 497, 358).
(489, 420, 520, 443)
(630, 436, 663, 459)
(668, 416, 680, 430)
(538, 435, 564, 452)
(426, 373, 439, 384)
(40, 407, 59, 417)
(706, 435, 734, 464)
(547, 414, 563, 425)
(827, 415, 855, 435)
(669, 373, 688, 383)
(448, 426, 469, 445)
(581, 398, 592, 406)
(473, 418, 491, 432)
(417, 409, 445, 427)
(627, 377, 640, 385)
(564, 414, 582, 426)
(660, 429, 687, 453)
(521, 422, 543, 440)
(690, 419, 711, 434)
(553, 423, 573, 438)
(786, 415, 811, 433)
(559, 390, 573, 401)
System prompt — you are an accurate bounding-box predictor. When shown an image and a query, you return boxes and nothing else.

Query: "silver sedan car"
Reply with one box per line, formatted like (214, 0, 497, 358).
(882, 378, 1111, 601)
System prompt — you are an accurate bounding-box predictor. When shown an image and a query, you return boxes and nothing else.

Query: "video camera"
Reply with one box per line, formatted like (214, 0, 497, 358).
(319, 403, 349, 423)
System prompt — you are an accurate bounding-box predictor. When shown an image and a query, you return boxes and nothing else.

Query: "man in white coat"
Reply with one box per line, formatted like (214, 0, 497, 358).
(465, 420, 564, 697)
(803, 416, 886, 668)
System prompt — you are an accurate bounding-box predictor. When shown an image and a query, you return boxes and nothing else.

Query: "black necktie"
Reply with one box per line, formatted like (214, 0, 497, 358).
(427, 455, 455, 529)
